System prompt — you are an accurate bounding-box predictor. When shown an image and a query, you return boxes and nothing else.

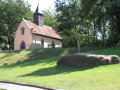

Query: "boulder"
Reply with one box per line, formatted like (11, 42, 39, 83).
(57, 53, 120, 68)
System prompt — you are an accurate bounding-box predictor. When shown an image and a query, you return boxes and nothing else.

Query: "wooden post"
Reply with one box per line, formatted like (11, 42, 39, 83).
(76, 30, 80, 53)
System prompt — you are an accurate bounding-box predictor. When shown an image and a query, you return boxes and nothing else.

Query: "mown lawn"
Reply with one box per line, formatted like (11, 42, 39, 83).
(0, 47, 120, 90)
(0, 88, 5, 90)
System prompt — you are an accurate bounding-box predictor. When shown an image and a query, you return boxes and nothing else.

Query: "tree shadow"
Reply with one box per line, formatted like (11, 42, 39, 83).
(0, 48, 77, 67)
(0, 56, 59, 70)
(19, 65, 96, 77)
(0, 50, 22, 59)
(0, 47, 110, 77)
(0, 47, 107, 68)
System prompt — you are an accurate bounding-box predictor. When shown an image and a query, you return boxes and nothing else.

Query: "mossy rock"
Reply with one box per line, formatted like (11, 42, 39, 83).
(57, 53, 120, 68)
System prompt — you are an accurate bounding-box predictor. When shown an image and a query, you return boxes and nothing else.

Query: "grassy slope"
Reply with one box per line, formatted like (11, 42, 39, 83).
(0, 47, 120, 90)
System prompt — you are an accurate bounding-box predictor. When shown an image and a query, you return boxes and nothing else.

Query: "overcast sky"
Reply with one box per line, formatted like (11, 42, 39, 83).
(24, 0, 55, 12)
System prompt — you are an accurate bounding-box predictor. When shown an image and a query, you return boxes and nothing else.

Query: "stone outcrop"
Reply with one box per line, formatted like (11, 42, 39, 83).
(57, 53, 120, 68)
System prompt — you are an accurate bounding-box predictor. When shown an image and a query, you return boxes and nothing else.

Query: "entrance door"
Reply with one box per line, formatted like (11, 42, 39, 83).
(21, 42, 25, 49)
(52, 41, 55, 48)
(41, 39, 44, 48)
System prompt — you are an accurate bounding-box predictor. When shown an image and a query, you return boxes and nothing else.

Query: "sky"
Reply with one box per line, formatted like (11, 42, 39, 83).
(24, 0, 55, 12)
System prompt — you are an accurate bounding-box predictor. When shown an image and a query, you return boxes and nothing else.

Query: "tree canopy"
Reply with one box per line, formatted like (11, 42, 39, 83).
(0, 0, 120, 49)
(55, 0, 120, 47)
(0, 0, 33, 49)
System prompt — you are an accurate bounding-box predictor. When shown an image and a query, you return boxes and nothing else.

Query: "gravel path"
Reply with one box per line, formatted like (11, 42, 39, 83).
(0, 82, 44, 90)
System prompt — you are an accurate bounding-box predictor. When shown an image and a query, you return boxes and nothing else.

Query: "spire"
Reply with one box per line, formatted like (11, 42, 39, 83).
(33, 2, 44, 27)
(34, 3, 43, 14)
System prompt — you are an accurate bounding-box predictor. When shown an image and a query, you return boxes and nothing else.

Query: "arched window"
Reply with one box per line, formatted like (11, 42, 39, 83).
(21, 27, 25, 35)
(20, 41, 25, 49)
(41, 39, 44, 48)
(52, 41, 55, 48)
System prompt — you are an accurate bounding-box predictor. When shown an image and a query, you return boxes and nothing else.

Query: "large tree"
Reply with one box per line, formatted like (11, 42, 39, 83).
(0, 0, 33, 49)
(55, 0, 82, 47)
(43, 10, 60, 31)
(81, 0, 120, 46)
(55, 0, 120, 47)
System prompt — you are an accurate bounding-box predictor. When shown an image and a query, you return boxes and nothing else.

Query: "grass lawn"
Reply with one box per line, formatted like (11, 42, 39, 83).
(0, 89, 5, 90)
(0, 47, 120, 90)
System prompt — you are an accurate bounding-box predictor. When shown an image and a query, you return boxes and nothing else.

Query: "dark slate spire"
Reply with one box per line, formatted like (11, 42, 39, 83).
(34, 3, 43, 14)
(34, 3, 43, 27)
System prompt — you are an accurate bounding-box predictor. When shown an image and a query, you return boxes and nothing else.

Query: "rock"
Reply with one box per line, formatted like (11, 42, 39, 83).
(57, 53, 120, 68)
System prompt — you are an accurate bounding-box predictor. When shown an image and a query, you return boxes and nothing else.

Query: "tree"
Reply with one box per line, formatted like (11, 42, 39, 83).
(0, 0, 33, 49)
(43, 10, 60, 31)
(55, 0, 83, 49)
(55, 0, 120, 47)
(81, 0, 120, 46)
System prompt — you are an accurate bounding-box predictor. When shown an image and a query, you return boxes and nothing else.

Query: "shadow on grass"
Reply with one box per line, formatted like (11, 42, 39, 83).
(19, 65, 96, 77)
(0, 56, 60, 70)
(0, 48, 76, 67)
(0, 47, 107, 68)
(0, 50, 22, 59)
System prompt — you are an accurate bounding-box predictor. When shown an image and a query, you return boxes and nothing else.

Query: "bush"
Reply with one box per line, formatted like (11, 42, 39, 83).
(57, 53, 120, 68)
(117, 41, 120, 46)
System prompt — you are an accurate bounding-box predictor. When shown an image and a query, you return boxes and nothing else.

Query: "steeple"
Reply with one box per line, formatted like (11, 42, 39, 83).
(34, 3, 43, 27)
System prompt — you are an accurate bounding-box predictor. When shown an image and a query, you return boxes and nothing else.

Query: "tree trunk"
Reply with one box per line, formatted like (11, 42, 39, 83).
(88, 26, 90, 46)
(93, 20, 96, 47)
(100, 24, 106, 47)
(76, 30, 80, 53)
(103, 24, 106, 47)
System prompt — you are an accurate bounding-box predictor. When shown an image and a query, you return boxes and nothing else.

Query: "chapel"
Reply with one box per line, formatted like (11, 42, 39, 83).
(14, 4, 62, 50)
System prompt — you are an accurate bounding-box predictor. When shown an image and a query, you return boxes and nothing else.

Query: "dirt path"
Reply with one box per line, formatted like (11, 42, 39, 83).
(0, 82, 44, 90)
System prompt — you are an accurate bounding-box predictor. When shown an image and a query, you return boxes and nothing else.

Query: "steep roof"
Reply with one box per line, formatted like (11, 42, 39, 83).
(34, 4, 43, 14)
(25, 19, 62, 40)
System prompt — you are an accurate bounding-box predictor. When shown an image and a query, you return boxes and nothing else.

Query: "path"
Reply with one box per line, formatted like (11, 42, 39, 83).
(0, 82, 44, 90)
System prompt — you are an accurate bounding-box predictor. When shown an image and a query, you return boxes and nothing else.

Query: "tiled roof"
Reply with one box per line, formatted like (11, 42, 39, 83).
(25, 20, 62, 40)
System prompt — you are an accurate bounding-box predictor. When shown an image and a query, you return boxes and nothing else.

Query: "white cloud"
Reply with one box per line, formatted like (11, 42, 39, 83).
(24, 0, 55, 12)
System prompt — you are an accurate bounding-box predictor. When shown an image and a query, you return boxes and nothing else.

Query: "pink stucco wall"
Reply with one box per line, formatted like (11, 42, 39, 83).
(14, 19, 32, 50)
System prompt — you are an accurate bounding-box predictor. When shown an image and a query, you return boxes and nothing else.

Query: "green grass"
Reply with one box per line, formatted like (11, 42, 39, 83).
(0, 47, 120, 90)
(0, 89, 5, 90)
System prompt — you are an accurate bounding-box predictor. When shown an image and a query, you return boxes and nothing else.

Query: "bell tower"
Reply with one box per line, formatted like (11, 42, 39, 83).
(34, 3, 43, 27)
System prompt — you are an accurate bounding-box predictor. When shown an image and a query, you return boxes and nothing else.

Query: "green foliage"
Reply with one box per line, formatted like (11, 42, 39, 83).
(43, 10, 60, 31)
(0, 0, 33, 49)
(55, 0, 82, 30)
(55, 0, 120, 47)
(117, 42, 120, 46)
(61, 30, 77, 47)
(81, 0, 120, 46)
(0, 47, 120, 90)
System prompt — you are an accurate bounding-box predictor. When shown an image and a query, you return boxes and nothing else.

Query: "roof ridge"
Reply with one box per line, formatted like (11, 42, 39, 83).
(25, 19, 62, 40)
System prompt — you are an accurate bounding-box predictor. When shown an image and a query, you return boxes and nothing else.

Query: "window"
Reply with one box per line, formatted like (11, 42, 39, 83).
(21, 27, 25, 35)
(35, 15, 38, 20)
(39, 16, 43, 20)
